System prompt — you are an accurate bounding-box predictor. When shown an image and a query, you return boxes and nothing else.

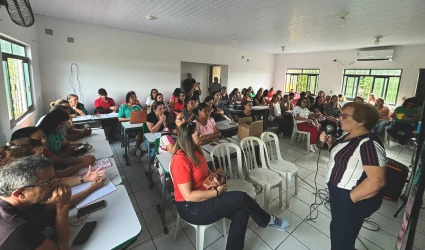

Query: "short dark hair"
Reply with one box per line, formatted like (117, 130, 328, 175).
(289, 92, 295, 97)
(402, 97, 418, 108)
(166, 112, 179, 132)
(195, 103, 209, 115)
(98, 88, 107, 96)
(11, 127, 41, 141)
(212, 91, 220, 97)
(204, 96, 213, 103)
(38, 109, 69, 135)
(172, 88, 181, 97)
(297, 97, 310, 107)
(300, 92, 306, 97)
(152, 101, 165, 112)
(242, 100, 252, 108)
(342, 102, 380, 131)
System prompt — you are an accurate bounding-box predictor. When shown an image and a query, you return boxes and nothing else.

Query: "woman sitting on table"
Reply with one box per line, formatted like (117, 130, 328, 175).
(373, 98, 392, 135)
(0, 138, 108, 207)
(118, 91, 143, 156)
(120, 91, 141, 106)
(253, 89, 267, 106)
(269, 94, 290, 137)
(38, 109, 90, 157)
(51, 104, 92, 141)
(67, 94, 88, 117)
(171, 122, 289, 250)
(11, 127, 95, 177)
(182, 97, 197, 121)
(145, 88, 158, 111)
(195, 103, 221, 145)
(293, 97, 321, 152)
(221, 86, 229, 99)
(319, 102, 386, 250)
(169, 88, 181, 109)
(238, 100, 258, 121)
(173, 92, 186, 112)
(386, 97, 420, 145)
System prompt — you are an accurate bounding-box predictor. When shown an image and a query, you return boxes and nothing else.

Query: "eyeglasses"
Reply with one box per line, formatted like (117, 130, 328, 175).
(21, 174, 56, 189)
(340, 113, 353, 120)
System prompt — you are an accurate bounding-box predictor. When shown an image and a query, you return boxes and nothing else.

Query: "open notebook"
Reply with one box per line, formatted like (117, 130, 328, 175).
(71, 180, 117, 209)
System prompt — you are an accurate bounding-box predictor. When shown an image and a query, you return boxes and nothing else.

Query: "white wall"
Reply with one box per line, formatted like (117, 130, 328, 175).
(274, 46, 425, 105)
(35, 17, 275, 114)
(180, 62, 209, 101)
(0, 8, 43, 145)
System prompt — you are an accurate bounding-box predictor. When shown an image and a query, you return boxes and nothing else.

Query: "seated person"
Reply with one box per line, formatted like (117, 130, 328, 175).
(253, 90, 267, 106)
(229, 88, 241, 102)
(209, 92, 229, 122)
(159, 112, 185, 154)
(0, 142, 107, 207)
(354, 96, 364, 102)
(374, 98, 391, 134)
(67, 94, 87, 117)
(263, 90, 270, 104)
(269, 94, 291, 137)
(51, 104, 92, 141)
(387, 97, 420, 145)
(118, 92, 143, 156)
(367, 93, 376, 105)
(38, 109, 89, 157)
(268, 88, 276, 100)
(147, 101, 168, 133)
(338, 94, 347, 107)
(0, 156, 71, 250)
(295, 91, 306, 106)
(173, 92, 186, 112)
(281, 94, 294, 111)
(195, 103, 221, 145)
(221, 86, 229, 99)
(238, 100, 258, 121)
(145, 88, 158, 111)
(169, 88, 181, 108)
(171, 123, 289, 250)
(94, 88, 118, 114)
(289, 92, 297, 106)
(120, 91, 141, 106)
(324, 95, 342, 124)
(308, 96, 315, 109)
(317, 90, 325, 98)
(182, 97, 197, 121)
(324, 95, 331, 104)
(11, 127, 95, 178)
(293, 97, 321, 152)
(310, 96, 325, 115)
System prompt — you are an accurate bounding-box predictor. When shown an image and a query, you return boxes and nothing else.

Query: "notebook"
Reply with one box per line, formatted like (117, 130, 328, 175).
(71, 180, 117, 209)
(78, 158, 112, 175)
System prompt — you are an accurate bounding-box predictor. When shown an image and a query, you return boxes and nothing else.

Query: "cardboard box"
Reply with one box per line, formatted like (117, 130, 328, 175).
(238, 117, 263, 139)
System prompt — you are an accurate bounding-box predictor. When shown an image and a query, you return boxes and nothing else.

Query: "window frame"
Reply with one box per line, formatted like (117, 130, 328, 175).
(341, 69, 402, 105)
(1, 36, 35, 127)
(285, 68, 320, 94)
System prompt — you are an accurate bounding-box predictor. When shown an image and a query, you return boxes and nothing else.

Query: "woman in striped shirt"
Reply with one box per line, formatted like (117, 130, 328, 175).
(320, 102, 386, 250)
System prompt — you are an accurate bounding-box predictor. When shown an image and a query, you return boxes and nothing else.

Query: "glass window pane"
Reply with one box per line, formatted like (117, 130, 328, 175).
(371, 69, 402, 76)
(285, 74, 291, 92)
(385, 77, 400, 105)
(12, 43, 25, 57)
(7, 58, 28, 120)
(309, 75, 317, 94)
(0, 39, 12, 54)
(302, 69, 320, 74)
(345, 69, 370, 75)
(287, 69, 302, 74)
(2, 61, 14, 120)
(358, 76, 374, 100)
(23, 63, 32, 107)
(372, 78, 386, 98)
(298, 75, 308, 92)
(344, 77, 357, 98)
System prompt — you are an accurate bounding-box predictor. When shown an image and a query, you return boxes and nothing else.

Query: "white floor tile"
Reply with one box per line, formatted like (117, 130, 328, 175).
(180, 221, 223, 249)
(123, 165, 146, 177)
(129, 193, 140, 213)
(295, 166, 313, 178)
(267, 201, 303, 234)
(358, 225, 398, 250)
(247, 216, 289, 249)
(134, 188, 162, 211)
(355, 236, 383, 250)
(142, 204, 176, 237)
(128, 174, 151, 192)
(292, 222, 331, 250)
(276, 235, 309, 250)
(127, 213, 151, 248)
(305, 210, 331, 237)
(153, 225, 195, 250)
(129, 239, 156, 250)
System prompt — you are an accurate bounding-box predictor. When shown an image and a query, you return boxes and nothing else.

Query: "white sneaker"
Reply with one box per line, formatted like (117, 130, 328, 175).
(310, 145, 316, 152)
(314, 144, 318, 151)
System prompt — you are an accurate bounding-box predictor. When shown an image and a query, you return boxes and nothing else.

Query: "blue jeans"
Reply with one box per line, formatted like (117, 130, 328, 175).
(374, 120, 391, 134)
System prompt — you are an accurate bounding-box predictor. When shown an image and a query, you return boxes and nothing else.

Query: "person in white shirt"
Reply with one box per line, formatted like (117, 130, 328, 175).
(269, 94, 291, 137)
(145, 89, 158, 111)
(293, 97, 321, 152)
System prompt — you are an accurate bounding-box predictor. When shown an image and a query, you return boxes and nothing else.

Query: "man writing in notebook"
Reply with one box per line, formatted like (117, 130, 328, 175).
(0, 156, 71, 250)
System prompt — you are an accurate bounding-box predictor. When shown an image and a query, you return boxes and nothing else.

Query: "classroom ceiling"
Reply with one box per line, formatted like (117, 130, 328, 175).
(30, 0, 425, 54)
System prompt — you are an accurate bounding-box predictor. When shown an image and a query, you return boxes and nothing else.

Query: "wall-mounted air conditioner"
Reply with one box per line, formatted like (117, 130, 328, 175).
(355, 49, 394, 61)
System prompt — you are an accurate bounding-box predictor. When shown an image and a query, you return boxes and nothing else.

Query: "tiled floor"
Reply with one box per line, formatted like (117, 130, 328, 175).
(108, 136, 425, 250)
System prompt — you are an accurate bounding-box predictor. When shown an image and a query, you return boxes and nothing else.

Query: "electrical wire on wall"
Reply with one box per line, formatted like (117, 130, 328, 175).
(333, 59, 356, 66)
(69, 63, 83, 102)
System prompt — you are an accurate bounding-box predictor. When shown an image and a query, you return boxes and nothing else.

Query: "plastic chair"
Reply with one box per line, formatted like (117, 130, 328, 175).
(261, 132, 299, 208)
(210, 143, 256, 199)
(240, 137, 283, 212)
(290, 114, 310, 151)
(170, 164, 227, 250)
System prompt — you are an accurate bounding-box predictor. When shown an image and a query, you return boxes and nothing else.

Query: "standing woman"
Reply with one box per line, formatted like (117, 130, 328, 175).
(293, 97, 320, 152)
(195, 103, 221, 145)
(374, 98, 391, 134)
(320, 102, 386, 250)
(67, 94, 87, 117)
(173, 92, 186, 112)
(118, 91, 143, 155)
(146, 88, 158, 111)
(171, 122, 289, 250)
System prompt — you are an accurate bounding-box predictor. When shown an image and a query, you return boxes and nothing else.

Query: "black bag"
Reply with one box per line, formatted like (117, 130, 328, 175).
(382, 158, 409, 201)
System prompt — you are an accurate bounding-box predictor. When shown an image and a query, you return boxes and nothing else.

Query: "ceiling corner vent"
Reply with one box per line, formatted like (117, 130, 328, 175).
(45, 28, 53, 35)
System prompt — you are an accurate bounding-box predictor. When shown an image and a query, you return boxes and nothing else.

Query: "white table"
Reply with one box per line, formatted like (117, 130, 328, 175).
(84, 140, 114, 160)
(99, 113, 118, 119)
(144, 133, 162, 188)
(72, 115, 100, 123)
(107, 158, 122, 186)
(120, 122, 144, 166)
(75, 129, 106, 144)
(216, 120, 238, 131)
(201, 137, 240, 154)
(68, 185, 141, 250)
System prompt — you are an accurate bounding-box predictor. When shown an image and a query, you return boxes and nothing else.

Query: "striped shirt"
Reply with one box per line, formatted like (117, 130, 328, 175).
(325, 133, 386, 190)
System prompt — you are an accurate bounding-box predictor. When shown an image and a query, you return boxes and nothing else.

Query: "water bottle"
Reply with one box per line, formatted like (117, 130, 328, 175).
(417, 121, 422, 134)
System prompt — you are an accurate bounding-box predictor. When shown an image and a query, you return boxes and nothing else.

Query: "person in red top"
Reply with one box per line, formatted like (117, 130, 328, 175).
(267, 87, 275, 99)
(94, 88, 118, 140)
(170, 122, 290, 250)
(173, 92, 186, 112)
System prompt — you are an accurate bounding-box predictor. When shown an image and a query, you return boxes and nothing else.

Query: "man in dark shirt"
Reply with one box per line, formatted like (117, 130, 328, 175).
(182, 73, 201, 101)
(0, 156, 71, 250)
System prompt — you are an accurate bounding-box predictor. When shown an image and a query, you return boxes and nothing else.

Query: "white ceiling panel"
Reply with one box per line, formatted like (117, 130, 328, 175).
(30, 0, 425, 53)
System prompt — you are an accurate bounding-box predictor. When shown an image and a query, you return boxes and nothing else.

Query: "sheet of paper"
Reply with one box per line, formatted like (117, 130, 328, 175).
(77, 158, 112, 175)
(72, 181, 117, 209)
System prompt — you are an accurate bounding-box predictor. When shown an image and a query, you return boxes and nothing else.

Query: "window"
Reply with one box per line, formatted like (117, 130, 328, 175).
(341, 69, 402, 105)
(285, 69, 320, 94)
(1, 37, 34, 126)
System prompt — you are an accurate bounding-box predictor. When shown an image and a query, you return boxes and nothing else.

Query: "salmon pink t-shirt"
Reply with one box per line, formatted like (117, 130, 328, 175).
(195, 117, 216, 136)
(171, 149, 209, 202)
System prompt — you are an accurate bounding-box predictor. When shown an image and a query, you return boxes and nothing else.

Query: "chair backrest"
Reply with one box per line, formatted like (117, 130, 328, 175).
(291, 114, 298, 132)
(210, 143, 244, 180)
(154, 138, 161, 154)
(240, 136, 268, 172)
(260, 132, 283, 162)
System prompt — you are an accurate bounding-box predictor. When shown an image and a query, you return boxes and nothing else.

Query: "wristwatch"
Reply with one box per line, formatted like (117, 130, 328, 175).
(80, 176, 84, 184)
